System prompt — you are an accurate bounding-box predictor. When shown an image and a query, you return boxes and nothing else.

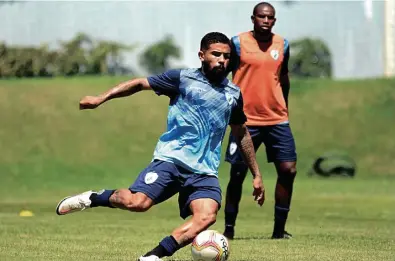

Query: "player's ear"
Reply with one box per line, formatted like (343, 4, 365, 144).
(273, 17, 277, 26)
(251, 15, 255, 24)
(198, 50, 205, 62)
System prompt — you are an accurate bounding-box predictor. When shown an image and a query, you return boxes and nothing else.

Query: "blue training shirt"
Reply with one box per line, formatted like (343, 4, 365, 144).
(147, 68, 246, 176)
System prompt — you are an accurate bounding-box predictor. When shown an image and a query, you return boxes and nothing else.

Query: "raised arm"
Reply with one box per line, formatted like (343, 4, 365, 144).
(79, 78, 151, 110)
(79, 69, 181, 110)
(99, 78, 151, 102)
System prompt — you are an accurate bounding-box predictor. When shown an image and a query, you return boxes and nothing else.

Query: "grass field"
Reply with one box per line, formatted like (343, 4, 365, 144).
(0, 76, 394, 260)
(1, 178, 394, 261)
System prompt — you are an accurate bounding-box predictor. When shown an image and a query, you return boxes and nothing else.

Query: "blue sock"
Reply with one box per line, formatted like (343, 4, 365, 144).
(159, 236, 180, 256)
(143, 236, 180, 258)
(224, 204, 238, 227)
(274, 205, 290, 232)
(89, 189, 116, 208)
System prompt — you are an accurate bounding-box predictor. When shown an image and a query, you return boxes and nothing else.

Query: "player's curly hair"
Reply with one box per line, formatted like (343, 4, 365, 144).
(200, 32, 230, 51)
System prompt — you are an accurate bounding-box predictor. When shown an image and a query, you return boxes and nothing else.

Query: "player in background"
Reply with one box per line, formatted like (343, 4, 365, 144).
(55, 32, 265, 261)
(223, 2, 297, 240)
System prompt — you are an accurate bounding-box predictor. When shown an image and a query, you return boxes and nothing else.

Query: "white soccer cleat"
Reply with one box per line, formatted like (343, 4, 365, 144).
(56, 190, 95, 215)
(138, 255, 163, 261)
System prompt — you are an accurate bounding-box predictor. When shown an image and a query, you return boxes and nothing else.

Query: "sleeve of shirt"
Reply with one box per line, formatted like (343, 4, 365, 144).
(228, 35, 241, 73)
(281, 39, 290, 75)
(147, 69, 181, 97)
(229, 93, 247, 125)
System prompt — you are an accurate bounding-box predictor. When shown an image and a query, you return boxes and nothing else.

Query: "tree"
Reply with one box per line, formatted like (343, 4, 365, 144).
(56, 32, 92, 76)
(0, 42, 57, 78)
(0, 32, 137, 78)
(87, 40, 136, 75)
(139, 35, 181, 74)
(289, 38, 332, 78)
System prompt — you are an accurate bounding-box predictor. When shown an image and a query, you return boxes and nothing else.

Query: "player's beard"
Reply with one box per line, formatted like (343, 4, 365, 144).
(202, 61, 226, 84)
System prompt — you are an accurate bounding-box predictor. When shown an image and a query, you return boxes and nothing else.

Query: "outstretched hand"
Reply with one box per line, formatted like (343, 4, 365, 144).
(79, 96, 104, 110)
(252, 176, 265, 206)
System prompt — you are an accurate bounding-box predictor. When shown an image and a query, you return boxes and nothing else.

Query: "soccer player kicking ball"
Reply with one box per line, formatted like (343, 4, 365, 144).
(55, 32, 265, 261)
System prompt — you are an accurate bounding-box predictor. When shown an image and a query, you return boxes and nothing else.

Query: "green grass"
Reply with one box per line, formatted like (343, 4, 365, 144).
(0, 76, 394, 260)
(0, 178, 394, 261)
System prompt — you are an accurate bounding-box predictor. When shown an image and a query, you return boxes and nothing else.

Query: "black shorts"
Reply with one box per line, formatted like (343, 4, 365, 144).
(225, 123, 297, 164)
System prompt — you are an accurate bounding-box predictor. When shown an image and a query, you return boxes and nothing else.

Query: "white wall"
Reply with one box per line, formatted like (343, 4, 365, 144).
(0, 0, 390, 79)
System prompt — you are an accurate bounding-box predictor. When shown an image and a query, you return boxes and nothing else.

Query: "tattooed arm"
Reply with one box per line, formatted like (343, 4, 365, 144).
(230, 123, 265, 206)
(230, 123, 261, 178)
(228, 92, 265, 205)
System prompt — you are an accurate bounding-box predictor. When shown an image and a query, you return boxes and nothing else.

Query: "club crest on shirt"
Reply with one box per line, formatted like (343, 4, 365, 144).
(229, 142, 237, 155)
(144, 172, 158, 184)
(270, 49, 279, 60)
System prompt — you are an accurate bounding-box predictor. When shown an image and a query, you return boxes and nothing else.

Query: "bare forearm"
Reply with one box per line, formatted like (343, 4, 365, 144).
(99, 78, 146, 103)
(235, 128, 261, 178)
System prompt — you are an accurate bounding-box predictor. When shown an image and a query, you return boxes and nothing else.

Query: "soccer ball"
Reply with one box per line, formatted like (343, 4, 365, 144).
(191, 230, 230, 261)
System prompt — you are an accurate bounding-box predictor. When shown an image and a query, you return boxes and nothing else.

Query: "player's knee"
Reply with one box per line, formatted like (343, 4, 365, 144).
(230, 163, 248, 182)
(278, 162, 297, 177)
(287, 166, 297, 176)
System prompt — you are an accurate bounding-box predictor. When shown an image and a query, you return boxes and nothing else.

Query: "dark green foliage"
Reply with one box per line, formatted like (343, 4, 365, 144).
(0, 32, 136, 78)
(289, 38, 332, 78)
(139, 35, 181, 74)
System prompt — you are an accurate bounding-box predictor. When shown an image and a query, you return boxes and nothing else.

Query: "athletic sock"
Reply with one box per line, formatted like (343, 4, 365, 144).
(274, 205, 289, 233)
(144, 236, 180, 258)
(224, 204, 238, 227)
(89, 189, 116, 208)
(273, 173, 295, 234)
(224, 224, 235, 236)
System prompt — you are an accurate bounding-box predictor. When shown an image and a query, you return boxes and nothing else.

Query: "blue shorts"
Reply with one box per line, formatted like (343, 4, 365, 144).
(130, 160, 222, 219)
(225, 123, 297, 164)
